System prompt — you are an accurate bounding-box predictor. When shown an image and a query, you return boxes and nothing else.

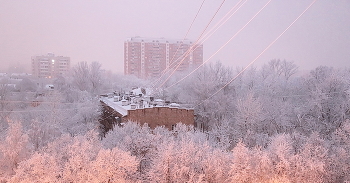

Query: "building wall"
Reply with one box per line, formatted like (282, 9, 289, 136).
(192, 44, 203, 67)
(144, 41, 167, 79)
(125, 107, 195, 129)
(168, 42, 191, 71)
(124, 42, 142, 78)
(31, 53, 70, 78)
(124, 37, 203, 79)
(99, 102, 121, 135)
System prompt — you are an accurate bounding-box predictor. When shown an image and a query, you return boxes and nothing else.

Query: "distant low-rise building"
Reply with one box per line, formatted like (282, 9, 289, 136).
(0, 73, 7, 78)
(31, 53, 70, 78)
(100, 88, 195, 131)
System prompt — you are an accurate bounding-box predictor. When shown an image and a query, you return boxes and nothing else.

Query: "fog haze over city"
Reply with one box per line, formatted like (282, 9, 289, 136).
(1, 0, 349, 73)
(2, 1, 350, 182)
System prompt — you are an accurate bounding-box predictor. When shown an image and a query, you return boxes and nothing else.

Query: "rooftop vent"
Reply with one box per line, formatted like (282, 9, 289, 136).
(130, 104, 137, 109)
(121, 99, 128, 106)
(170, 103, 180, 108)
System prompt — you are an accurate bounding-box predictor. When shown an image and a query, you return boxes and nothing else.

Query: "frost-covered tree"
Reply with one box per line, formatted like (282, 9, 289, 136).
(16, 78, 37, 92)
(89, 61, 103, 95)
(1, 62, 350, 182)
(229, 142, 253, 182)
(234, 92, 263, 133)
(300, 66, 350, 137)
(0, 77, 13, 130)
(65, 99, 101, 136)
(102, 122, 160, 178)
(14, 89, 101, 137)
(72, 61, 90, 92)
(90, 147, 139, 182)
(149, 124, 231, 183)
(166, 61, 235, 130)
(11, 130, 139, 182)
(261, 59, 298, 81)
(10, 152, 60, 183)
(72, 61, 103, 95)
(327, 119, 350, 182)
(53, 75, 67, 92)
(27, 119, 60, 151)
(289, 133, 328, 183)
(0, 121, 32, 177)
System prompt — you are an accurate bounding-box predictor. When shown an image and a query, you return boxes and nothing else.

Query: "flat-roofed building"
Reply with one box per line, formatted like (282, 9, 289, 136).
(31, 53, 70, 78)
(99, 88, 195, 132)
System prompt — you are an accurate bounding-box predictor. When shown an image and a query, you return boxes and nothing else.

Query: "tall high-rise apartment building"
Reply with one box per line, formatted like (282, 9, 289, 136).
(124, 37, 203, 79)
(31, 53, 70, 78)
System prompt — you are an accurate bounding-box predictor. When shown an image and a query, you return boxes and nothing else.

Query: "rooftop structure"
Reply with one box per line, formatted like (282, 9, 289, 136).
(124, 37, 203, 79)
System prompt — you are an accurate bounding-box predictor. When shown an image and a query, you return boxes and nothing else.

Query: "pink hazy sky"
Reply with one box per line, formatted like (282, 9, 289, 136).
(0, 0, 349, 73)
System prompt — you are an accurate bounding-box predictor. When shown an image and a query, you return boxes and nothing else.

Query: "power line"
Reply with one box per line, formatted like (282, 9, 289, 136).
(197, 0, 247, 46)
(0, 100, 119, 130)
(153, 0, 247, 89)
(152, 0, 247, 88)
(275, 91, 349, 98)
(0, 100, 96, 104)
(157, 0, 247, 88)
(195, 0, 318, 107)
(165, 0, 273, 90)
(151, 0, 207, 88)
(156, 0, 227, 89)
(0, 106, 96, 113)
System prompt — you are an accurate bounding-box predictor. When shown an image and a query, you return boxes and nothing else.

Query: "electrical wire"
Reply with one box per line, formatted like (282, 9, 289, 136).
(195, 0, 318, 107)
(165, 0, 273, 90)
(150, 0, 206, 88)
(197, 0, 247, 46)
(152, 0, 247, 88)
(0, 106, 96, 113)
(156, 0, 227, 89)
(155, 0, 247, 89)
(275, 91, 348, 98)
(152, 0, 247, 89)
(0, 100, 95, 104)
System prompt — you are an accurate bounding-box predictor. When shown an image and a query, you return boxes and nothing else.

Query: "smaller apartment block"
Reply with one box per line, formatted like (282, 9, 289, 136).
(31, 53, 70, 78)
(100, 89, 194, 131)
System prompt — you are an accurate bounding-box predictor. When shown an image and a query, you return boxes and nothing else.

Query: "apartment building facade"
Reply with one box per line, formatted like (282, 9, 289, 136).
(124, 37, 203, 79)
(31, 53, 70, 78)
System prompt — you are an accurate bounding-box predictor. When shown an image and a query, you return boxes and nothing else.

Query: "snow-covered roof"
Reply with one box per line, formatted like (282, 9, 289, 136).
(100, 91, 194, 116)
(101, 97, 128, 116)
(100, 96, 173, 116)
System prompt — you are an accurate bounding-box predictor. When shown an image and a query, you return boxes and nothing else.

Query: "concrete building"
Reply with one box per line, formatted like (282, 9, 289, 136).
(31, 53, 70, 78)
(124, 37, 203, 79)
